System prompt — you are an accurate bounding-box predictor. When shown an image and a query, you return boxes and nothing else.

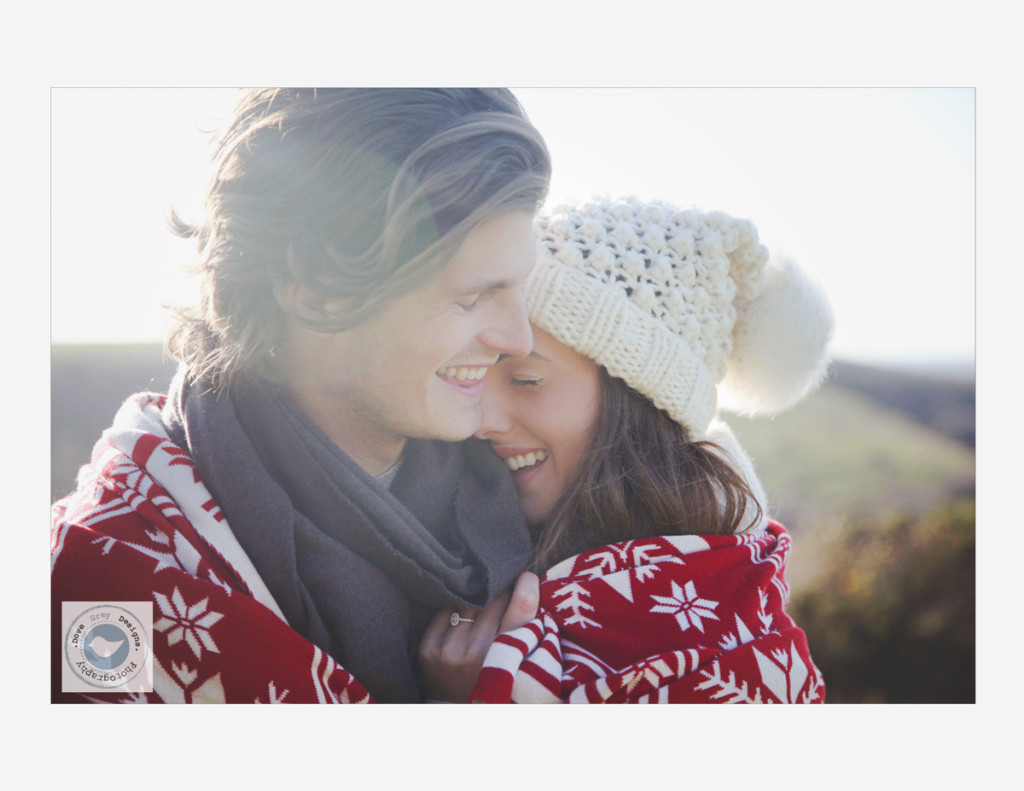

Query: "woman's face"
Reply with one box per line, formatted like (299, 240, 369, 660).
(475, 326, 602, 526)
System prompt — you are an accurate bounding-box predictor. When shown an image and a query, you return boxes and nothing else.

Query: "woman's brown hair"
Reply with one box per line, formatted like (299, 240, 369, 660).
(531, 368, 762, 573)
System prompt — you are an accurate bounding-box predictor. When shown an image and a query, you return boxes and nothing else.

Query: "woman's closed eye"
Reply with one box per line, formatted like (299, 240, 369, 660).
(511, 377, 543, 387)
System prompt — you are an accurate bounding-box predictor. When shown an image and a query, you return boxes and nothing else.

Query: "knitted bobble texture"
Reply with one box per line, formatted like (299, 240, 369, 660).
(527, 196, 833, 438)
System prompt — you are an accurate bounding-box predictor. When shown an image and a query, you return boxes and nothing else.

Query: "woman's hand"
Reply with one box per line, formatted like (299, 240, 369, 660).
(419, 571, 539, 703)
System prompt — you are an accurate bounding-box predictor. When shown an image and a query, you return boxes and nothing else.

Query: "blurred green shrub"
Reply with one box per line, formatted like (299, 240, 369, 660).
(790, 499, 975, 703)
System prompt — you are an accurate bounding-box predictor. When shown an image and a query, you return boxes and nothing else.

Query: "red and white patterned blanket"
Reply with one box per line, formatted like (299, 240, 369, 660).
(471, 523, 825, 703)
(51, 392, 372, 703)
(52, 393, 823, 705)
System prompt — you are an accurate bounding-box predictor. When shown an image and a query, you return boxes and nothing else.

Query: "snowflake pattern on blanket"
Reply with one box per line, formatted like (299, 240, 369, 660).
(471, 525, 824, 703)
(51, 392, 372, 704)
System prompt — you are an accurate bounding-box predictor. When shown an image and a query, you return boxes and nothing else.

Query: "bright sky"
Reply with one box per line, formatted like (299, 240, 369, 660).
(51, 87, 975, 366)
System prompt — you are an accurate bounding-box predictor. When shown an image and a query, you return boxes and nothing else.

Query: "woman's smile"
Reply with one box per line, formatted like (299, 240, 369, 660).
(475, 327, 602, 526)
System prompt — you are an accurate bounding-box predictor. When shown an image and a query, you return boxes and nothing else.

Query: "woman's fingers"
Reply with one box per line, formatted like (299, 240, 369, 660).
(421, 606, 476, 660)
(499, 571, 540, 634)
(417, 575, 541, 702)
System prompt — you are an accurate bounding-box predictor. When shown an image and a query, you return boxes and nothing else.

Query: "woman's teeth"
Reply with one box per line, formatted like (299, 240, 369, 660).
(506, 450, 548, 471)
(437, 366, 487, 382)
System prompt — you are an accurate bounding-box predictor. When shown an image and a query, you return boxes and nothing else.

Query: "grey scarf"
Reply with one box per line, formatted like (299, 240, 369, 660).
(162, 370, 532, 702)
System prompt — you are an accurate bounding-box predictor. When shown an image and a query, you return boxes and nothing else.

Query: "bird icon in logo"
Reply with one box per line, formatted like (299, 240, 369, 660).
(89, 634, 126, 659)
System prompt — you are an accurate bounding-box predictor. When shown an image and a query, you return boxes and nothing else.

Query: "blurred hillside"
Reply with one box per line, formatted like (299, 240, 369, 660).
(727, 360, 974, 596)
(728, 366, 973, 541)
(726, 360, 975, 702)
(830, 359, 975, 447)
(50, 344, 975, 702)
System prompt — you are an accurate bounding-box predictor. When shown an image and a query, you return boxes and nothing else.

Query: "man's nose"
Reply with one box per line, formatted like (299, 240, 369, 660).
(474, 379, 514, 439)
(479, 289, 533, 359)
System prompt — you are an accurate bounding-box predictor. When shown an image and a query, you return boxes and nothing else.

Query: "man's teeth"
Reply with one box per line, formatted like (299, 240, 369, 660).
(438, 366, 487, 382)
(506, 450, 548, 471)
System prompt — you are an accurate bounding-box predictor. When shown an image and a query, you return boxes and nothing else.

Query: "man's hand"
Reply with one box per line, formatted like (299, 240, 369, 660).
(419, 571, 539, 703)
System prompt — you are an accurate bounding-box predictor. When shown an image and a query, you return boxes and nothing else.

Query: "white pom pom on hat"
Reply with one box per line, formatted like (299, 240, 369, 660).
(527, 196, 834, 440)
(717, 252, 835, 416)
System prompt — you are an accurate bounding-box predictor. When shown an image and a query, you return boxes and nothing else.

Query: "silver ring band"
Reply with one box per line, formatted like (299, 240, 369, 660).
(450, 612, 475, 626)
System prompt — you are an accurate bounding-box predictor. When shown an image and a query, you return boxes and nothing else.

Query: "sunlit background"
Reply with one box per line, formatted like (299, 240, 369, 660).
(52, 88, 974, 369)
(50, 88, 976, 704)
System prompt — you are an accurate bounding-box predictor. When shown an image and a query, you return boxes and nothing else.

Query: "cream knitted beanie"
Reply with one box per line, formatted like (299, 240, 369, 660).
(527, 196, 834, 440)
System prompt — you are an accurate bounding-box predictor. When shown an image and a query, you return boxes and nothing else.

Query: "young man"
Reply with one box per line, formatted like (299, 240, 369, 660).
(51, 89, 551, 703)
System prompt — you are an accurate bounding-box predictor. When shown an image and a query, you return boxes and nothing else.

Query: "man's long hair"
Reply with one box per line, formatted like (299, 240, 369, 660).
(167, 88, 551, 392)
(530, 368, 763, 573)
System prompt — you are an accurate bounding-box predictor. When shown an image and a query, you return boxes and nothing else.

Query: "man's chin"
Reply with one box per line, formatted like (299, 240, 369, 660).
(434, 425, 481, 444)
(417, 407, 481, 444)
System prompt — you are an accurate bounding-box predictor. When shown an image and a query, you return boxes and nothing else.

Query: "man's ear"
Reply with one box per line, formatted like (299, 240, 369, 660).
(276, 281, 351, 325)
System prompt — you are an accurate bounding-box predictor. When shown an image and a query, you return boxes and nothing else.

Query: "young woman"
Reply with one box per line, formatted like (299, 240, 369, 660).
(419, 196, 833, 703)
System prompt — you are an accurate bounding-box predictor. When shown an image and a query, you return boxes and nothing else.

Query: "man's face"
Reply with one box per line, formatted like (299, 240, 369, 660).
(281, 210, 537, 473)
